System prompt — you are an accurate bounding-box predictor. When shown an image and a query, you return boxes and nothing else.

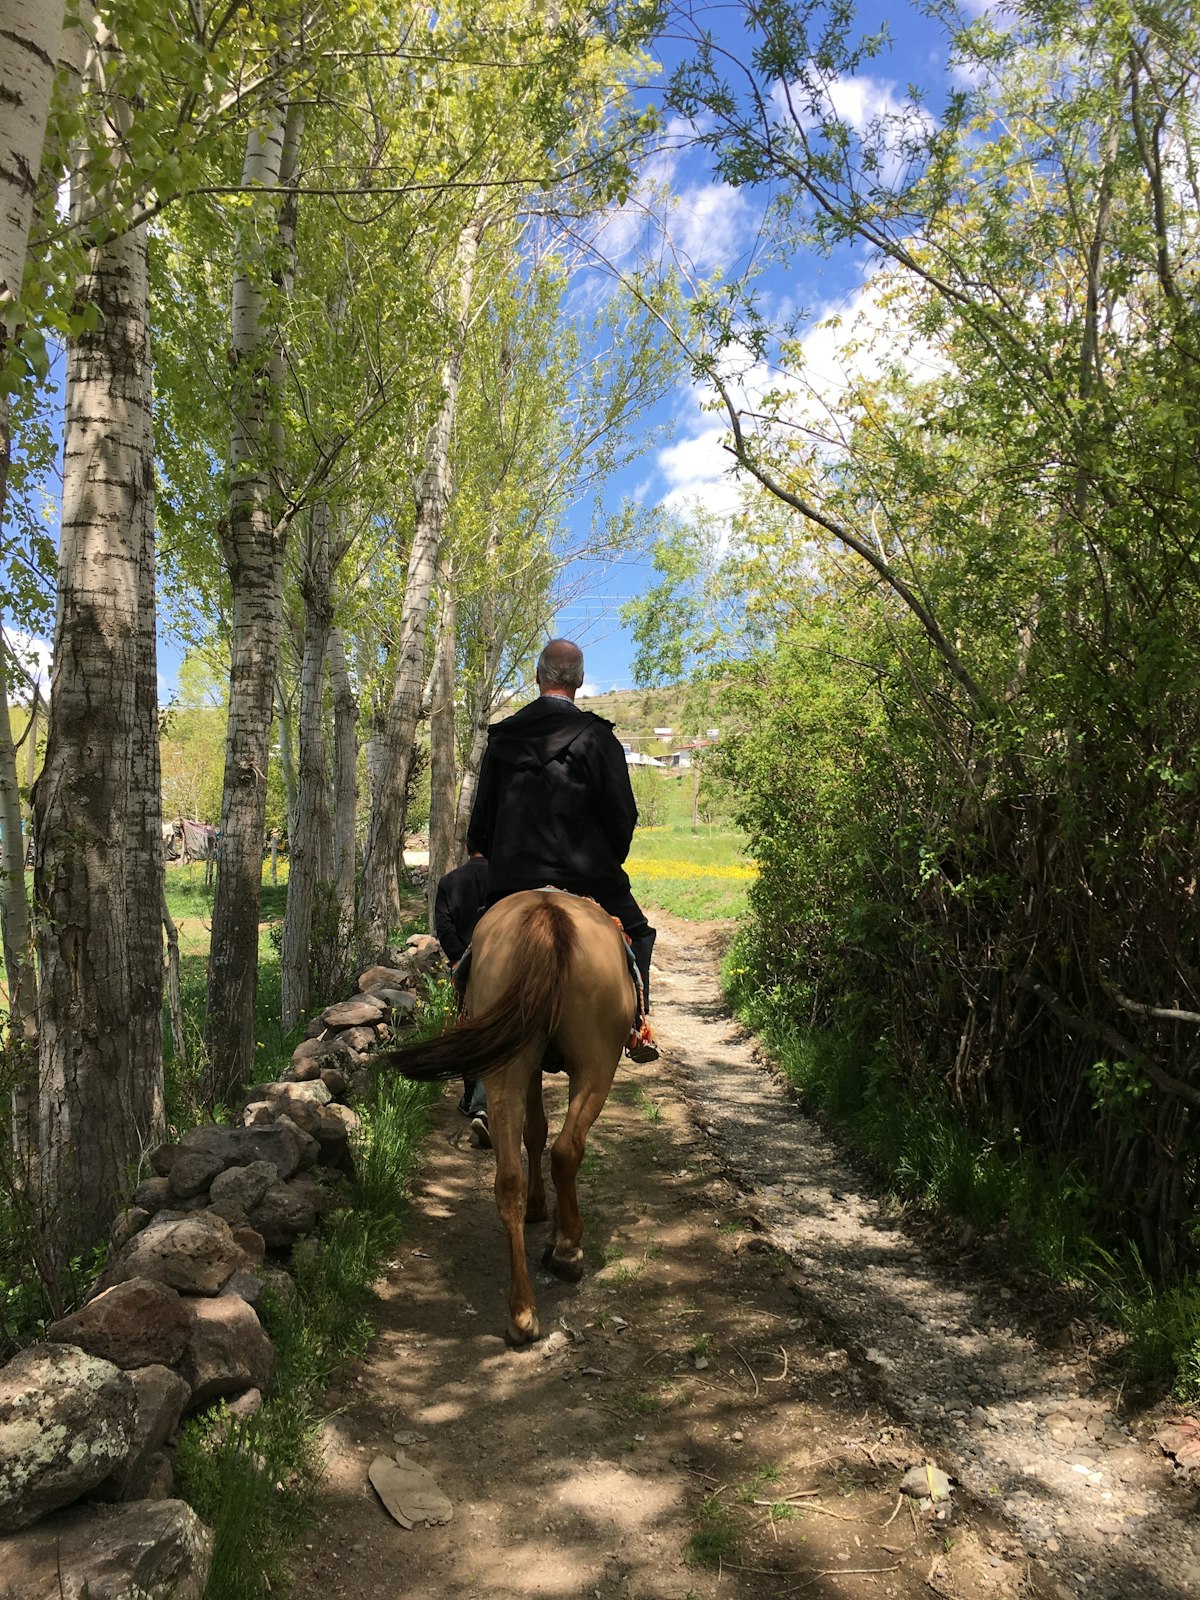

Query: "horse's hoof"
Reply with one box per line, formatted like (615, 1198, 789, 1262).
(542, 1245, 585, 1282)
(505, 1313, 540, 1348)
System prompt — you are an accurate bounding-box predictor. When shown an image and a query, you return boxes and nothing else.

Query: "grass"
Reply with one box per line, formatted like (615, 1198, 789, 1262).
(626, 773, 754, 921)
(684, 1494, 742, 1568)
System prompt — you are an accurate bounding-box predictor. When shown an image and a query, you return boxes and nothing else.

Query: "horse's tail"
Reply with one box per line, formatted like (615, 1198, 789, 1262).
(389, 897, 578, 1084)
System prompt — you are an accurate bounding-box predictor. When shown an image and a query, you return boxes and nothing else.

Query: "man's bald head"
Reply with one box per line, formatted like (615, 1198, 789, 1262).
(536, 639, 585, 695)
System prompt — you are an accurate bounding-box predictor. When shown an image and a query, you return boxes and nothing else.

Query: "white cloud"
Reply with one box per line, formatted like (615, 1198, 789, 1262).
(588, 145, 758, 280)
(656, 424, 742, 518)
(5, 630, 51, 696)
(772, 72, 936, 187)
(653, 266, 950, 519)
(671, 182, 757, 273)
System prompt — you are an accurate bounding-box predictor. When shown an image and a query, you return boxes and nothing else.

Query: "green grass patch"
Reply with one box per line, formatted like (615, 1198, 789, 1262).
(626, 777, 753, 921)
(684, 1494, 742, 1568)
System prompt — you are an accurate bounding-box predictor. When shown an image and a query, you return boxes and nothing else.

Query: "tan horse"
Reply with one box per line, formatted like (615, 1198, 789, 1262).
(393, 889, 634, 1345)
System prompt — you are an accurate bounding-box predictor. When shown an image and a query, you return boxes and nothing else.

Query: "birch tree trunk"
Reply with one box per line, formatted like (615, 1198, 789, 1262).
(33, 21, 156, 1253)
(0, 445, 37, 1049)
(126, 378, 164, 1138)
(274, 678, 299, 841)
(453, 515, 505, 853)
(0, 0, 61, 316)
(280, 501, 333, 1029)
(204, 96, 302, 1103)
(327, 622, 358, 922)
(360, 216, 481, 947)
(426, 555, 459, 922)
(0, 0, 63, 1082)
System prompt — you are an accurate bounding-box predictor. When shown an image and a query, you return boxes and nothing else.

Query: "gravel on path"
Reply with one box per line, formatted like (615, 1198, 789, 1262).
(652, 913, 1199, 1600)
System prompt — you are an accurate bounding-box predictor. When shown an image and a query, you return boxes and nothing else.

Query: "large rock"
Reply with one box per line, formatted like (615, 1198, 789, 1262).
(405, 932, 444, 972)
(247, 1180, 318, 1248)
(340, 1024, 377, 1053)
(96, 1213, 246, 1299)
(180, 1296, 275, 1410)
(147, 1144, 179, 1178)
(209, 1159, 278, 1216)
(358, 963, 409, 993)
(287, 1172, 340, 1219)
(232, 1226, 266, 1266)
(132, 1175, 172, 1212)
(168, 1150, 225, 1200)
(0, 1345, 135, 1534)
(319, 1065, 349, 1098)
(93, 1365, 190, 1503)
(316, 1102, 360, 1169)
(321, 993, 387, 1028)
(244, 1079, 331, 1129)
(244, 1096, 321, 1138)
(49, 1280, 190, 1370)
(176, 1119, 314, 1180)
(289, 1056, 323, 1082)
(0, 1496, 213, 1599)
(111, 1207, 152, 1248)
(375, 986, 417, 1018)
(290, 1035, 328, 1066)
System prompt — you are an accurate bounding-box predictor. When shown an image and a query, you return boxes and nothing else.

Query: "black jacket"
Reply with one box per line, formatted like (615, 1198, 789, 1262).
(432, 856, 490, 963)
(466, 696, 638, 904)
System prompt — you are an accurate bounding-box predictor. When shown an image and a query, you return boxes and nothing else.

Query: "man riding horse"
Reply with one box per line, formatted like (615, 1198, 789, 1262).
(396, 638, 659, 1344)
(467, 638, 658, 1063)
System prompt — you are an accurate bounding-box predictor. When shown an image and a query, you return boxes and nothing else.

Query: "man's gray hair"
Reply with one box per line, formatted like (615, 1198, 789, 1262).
(536, 639, 585, 689)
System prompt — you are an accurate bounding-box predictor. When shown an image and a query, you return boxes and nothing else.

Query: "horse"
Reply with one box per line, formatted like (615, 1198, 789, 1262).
(391, 889, 634, 1346)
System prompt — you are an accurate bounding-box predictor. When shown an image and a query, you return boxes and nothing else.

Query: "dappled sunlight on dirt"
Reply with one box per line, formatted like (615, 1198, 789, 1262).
(286, 954, 1046, 1600)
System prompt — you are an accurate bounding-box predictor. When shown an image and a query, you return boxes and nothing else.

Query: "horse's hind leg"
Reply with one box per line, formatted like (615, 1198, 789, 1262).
(490, 1059, 540, 1345)
(524, 1071, 549, 1223)
(545, 1066, 618, 1282)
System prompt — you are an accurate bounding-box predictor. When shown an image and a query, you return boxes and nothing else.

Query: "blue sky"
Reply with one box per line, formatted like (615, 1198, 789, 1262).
(560, 0, 973, 695)
(7, 0, 976, 706)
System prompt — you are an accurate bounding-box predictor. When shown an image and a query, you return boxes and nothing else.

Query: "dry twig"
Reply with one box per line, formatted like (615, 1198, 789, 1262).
(731, 1342, 761, 1397)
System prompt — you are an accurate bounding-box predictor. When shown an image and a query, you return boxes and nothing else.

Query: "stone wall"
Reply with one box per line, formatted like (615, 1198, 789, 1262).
(0, 934, 444, 1598)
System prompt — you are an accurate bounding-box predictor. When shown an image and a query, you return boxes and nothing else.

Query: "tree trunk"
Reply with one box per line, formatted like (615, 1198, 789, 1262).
(0, 432, 37, 1049)
(126, 334, 164, 1140)
(204, 95, 302, 1103)
(161, 889, 186, 1076)
(327, 622, 358, 923)
(280, 501, 333, 1029)
(360, 216, 481, 947)
(426, 555, 459, 923)
(274, 677, 299, 841)
(33, 22, 156, 1255)
(0, 0, 61, 313)
(453, 513, 505, 854)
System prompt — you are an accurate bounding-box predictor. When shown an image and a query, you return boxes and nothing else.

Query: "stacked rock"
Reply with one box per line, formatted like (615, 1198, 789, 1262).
(0, 933, 445, 1597)
(288, 934, 444, 1092)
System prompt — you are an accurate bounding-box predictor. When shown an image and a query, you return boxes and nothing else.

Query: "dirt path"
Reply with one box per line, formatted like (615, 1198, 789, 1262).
(287, 918, 1195, 1600)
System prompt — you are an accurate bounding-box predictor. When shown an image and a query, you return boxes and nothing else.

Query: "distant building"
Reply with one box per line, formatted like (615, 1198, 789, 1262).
(653, 727, 673, 737)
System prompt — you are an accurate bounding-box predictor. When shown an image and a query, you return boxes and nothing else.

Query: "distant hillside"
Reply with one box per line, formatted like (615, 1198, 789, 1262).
(577, 684, 722, 752)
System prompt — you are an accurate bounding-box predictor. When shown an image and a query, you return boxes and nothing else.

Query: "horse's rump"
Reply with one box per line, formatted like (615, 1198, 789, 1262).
(391, 893, 581, 1084)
